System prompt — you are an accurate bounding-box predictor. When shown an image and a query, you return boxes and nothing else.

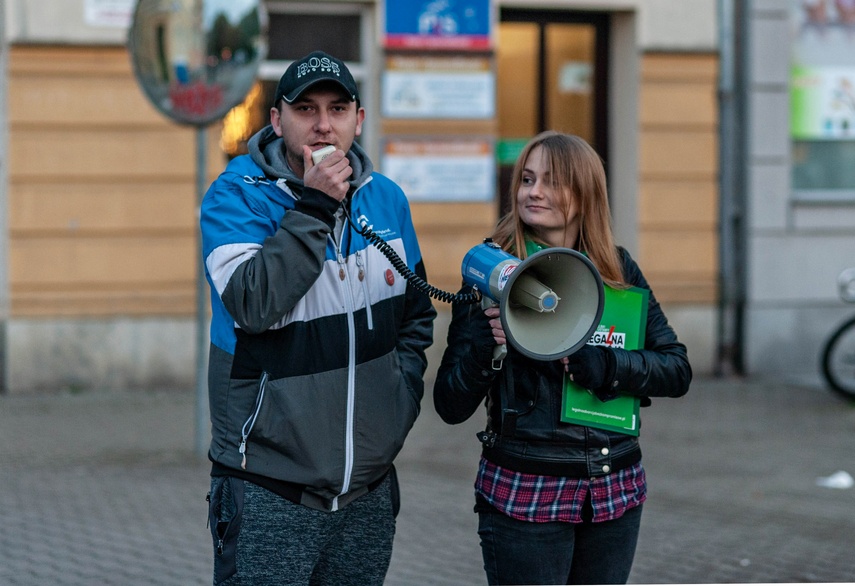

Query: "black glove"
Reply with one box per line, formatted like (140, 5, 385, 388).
(467, 306, 499, 364)
(565, 344, 618, 401)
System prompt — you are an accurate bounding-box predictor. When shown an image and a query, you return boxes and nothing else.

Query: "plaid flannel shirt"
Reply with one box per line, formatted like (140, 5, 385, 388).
(475, 456, 646, 523)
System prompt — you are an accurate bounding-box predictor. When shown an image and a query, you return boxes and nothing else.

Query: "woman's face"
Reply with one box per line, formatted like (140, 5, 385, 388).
(516, 145, 580, 248)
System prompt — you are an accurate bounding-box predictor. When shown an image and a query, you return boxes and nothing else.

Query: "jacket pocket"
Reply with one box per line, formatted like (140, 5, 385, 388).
(238, 371, 269, 470)
(243, 371, 348, 488)
(207, 476, 245, 585)
(352, 352, 421, 471)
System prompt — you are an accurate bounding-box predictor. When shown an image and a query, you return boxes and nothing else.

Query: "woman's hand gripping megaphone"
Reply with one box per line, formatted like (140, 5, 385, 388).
(468, 301, 507, 370)
(482, 302, 508, 369)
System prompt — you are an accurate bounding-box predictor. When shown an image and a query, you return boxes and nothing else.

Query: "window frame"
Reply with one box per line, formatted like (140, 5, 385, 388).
(259, 2, 376, 157)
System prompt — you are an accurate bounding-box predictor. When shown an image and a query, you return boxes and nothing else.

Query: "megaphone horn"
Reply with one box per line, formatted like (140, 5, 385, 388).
(461, 241, 605, 361)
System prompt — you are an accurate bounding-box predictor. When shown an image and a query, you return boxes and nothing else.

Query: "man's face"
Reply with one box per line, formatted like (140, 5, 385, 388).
(270, 83, 365, 178)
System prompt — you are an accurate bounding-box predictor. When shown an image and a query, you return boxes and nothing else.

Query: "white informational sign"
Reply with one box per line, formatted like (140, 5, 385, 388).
(791, 66, 855, 138)
(559, 62, 592, 94)
(382, 140, 495, 202)
(85, 0, 134, 27)
(382, 56, 495, 119)
(791, 0, 855, 139)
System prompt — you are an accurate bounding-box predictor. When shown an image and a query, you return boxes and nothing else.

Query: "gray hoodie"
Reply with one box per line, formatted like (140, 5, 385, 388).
(247, 125, 374, 192)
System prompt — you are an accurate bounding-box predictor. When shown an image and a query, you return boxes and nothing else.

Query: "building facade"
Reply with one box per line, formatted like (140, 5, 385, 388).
(0, 0, 723, 392)
(737, 1, 855, 382)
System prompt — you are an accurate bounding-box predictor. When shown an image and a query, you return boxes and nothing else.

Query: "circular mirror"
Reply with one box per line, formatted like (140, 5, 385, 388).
(128, 0, 267, 126)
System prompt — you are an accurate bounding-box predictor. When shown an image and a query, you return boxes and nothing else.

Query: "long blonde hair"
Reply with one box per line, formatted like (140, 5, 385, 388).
(491, 131, 626, 287)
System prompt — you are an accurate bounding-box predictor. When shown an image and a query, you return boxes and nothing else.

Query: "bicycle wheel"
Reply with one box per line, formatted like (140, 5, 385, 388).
(821, 315, 855, 400)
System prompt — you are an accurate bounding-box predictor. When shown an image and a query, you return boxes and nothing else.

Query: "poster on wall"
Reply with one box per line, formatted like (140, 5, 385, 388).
(791, 66, 855, 138)
(790, 0, 855, 138)
(85, 0, 134, 27)
(382, 139, 495, 202)
(384, 0, 492, 51)
(382, 55, 495, 119)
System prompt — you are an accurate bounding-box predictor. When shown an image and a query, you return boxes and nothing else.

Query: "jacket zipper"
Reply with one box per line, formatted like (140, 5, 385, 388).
(333, 242, 357, 512)
(239, 371, 269, 470)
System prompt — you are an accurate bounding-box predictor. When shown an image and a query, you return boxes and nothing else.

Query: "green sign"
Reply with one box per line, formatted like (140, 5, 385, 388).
(495, 138, 529, 165)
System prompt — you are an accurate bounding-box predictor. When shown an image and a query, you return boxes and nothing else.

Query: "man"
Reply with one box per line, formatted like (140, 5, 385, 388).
(201, 51, 436, 585)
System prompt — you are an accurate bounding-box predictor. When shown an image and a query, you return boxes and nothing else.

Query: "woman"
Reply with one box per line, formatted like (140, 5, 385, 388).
(433, 131, 692, 585)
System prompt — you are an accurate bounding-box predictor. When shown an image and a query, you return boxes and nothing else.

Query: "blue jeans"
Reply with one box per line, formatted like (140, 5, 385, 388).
(478, 503, 643, 585)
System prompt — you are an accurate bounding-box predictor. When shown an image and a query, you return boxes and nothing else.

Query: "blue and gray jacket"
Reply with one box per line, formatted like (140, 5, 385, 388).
(201, 126, 436, 512)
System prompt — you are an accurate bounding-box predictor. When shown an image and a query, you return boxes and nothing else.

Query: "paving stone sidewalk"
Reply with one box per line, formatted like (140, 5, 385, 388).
(2, 374, 855, 585)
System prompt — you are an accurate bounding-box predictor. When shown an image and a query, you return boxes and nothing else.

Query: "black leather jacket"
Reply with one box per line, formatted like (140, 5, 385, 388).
(433, 247, 692, 478)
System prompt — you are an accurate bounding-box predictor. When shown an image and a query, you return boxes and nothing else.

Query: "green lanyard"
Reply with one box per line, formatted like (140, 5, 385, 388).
(525, 239, 587, 259)
(524, 240, 546, 257)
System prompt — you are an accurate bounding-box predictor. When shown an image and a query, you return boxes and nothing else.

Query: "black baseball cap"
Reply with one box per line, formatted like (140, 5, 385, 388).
(274, 51, 359, 105)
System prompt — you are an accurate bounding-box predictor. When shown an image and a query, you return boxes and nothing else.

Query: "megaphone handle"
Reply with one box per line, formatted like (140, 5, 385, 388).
(479, 297, 506, 370)
(492, 343, 507, 371)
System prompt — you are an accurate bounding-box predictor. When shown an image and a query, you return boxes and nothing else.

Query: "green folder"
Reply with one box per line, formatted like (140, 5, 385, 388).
(560, 285, 649, 436)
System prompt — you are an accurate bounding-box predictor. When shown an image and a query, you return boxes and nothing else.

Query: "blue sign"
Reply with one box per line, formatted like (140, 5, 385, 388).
(385, 0, 492, 50)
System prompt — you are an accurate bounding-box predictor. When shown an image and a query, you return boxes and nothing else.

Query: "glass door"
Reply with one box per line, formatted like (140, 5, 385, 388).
(496, 10, 609, 213)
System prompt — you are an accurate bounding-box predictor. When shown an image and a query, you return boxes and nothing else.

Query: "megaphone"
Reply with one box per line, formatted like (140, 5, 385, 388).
(461, 241, 605, 361)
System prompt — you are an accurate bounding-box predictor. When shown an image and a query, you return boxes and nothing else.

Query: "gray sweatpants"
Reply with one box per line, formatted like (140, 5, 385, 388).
(210, 475, 396, 586)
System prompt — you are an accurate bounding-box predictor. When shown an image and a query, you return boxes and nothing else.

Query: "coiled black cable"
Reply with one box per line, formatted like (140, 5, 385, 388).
(349, 214, 480, 305)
